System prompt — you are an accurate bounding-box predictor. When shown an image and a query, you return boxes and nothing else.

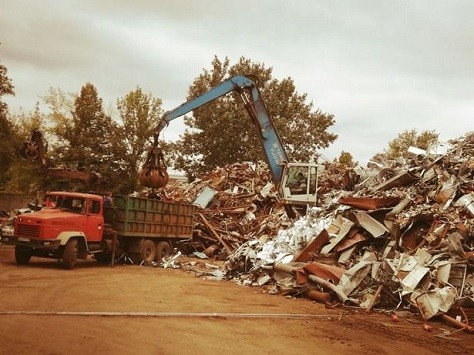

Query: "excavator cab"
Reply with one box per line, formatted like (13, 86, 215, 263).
(281, 163, 319, 205)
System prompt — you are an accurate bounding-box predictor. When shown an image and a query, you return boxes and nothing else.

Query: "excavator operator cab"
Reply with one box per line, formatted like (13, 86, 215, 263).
(281, 163, 318, 205)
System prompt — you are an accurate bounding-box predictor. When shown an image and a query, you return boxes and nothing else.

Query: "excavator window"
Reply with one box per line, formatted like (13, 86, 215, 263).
(309, 167, 317, 195)
(286, 168, 308, 195)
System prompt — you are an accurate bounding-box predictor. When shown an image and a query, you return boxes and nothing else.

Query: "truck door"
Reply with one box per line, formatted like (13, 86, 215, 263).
(85, 199, 104, 241)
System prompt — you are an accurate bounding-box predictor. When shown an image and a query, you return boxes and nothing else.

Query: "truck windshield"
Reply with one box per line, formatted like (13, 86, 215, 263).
(49, 196, 85, 214)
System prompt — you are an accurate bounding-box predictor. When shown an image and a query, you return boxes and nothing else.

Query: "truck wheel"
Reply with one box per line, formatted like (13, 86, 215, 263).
(15, 245, 32, 265)
(155, 241, 171, 263)
(141, 240, 156, 264)
(62, 239, 78, 269)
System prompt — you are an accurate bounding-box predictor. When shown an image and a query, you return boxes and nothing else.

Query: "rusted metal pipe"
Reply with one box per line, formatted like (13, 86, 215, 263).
(306, 290, 332, 304)
(273, 262, 296, 275)
(307, 275, 360, 305)
(0, 310, 342, 319)
(198, 213, 234, 254)
(273, 263, 359, 305)
(440, 314, 474, 333)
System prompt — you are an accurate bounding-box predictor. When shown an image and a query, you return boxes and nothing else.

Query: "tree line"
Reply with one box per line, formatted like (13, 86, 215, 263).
(0, 55, 439, 195)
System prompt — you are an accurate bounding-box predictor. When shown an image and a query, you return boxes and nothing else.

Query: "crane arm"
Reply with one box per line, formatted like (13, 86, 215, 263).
(156, 75, 289, 184)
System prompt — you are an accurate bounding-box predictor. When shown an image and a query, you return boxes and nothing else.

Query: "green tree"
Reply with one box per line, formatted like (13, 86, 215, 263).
(117, 87, 163, 191)
(0, 62, 21, 190)
(54, 83, 128, 192)
(4, 103, 49, 192)
(168, 56, 337, 179)
(387, 129, 439, 159)
(41, 87, 76, 146)
(337, 151, 357, 167)
(15, 102, 48, 137)
(0, 62, 15, 118)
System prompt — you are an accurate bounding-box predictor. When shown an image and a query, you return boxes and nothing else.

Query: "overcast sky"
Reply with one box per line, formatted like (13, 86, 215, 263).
(1, 0, 473, 165)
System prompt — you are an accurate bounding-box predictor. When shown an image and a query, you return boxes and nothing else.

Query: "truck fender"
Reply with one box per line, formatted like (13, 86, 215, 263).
(57, 232, 88, 259)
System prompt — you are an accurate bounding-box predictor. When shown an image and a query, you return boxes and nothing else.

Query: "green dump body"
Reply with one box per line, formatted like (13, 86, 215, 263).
(109, 195, 195, 240)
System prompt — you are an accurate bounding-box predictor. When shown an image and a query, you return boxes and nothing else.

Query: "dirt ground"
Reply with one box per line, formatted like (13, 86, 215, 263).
(0, 245, 471, 355)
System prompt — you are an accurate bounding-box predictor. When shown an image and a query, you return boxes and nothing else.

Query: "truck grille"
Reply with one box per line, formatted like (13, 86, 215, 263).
(16, 224, 40, 238)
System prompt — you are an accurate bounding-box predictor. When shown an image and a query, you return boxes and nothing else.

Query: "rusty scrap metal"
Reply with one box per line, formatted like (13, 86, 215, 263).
(338, 196, 400, 210)
(293, 230, 329, 262)
(440, 314, 474, 334)
(198, 213, 234, 254)
(147, 133, 473, 321)
(217, 133, 473, 318)
(306, 290, 332, 303)
(45, 168, 101, 184)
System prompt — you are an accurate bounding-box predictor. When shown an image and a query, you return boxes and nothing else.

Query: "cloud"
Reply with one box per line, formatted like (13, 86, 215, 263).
(1, 0, 473, 164)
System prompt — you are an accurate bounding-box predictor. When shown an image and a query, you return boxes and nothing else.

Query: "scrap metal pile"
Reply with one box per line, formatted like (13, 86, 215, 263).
(152, 162, 290, 255)
(157, 133, 474, 328)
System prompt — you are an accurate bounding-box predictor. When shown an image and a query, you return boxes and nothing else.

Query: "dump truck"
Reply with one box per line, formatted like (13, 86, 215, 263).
(0, 191, 195, 269)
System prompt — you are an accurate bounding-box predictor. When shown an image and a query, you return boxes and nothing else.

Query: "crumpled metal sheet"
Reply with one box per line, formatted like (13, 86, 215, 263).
(414, 286, 458, 319)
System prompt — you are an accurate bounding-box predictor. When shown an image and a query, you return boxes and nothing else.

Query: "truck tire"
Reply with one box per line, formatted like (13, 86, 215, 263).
(141, 239, 156, 264)
(155, 241, 171, 263)
(128, 239, 155, 265)
(62, 239, 78, 269)
(15, 245, 32, 265)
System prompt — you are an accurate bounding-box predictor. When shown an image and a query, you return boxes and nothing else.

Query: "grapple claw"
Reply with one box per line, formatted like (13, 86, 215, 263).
(138, 143, 169, 188)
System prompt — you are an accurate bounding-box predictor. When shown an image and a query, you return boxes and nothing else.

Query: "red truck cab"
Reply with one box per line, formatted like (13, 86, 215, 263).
(7, 191, 106, 268)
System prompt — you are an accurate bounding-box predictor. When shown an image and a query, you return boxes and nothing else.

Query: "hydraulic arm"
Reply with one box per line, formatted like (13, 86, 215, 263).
(140, 75, 319, 214)
(153, 75, 289, 185)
